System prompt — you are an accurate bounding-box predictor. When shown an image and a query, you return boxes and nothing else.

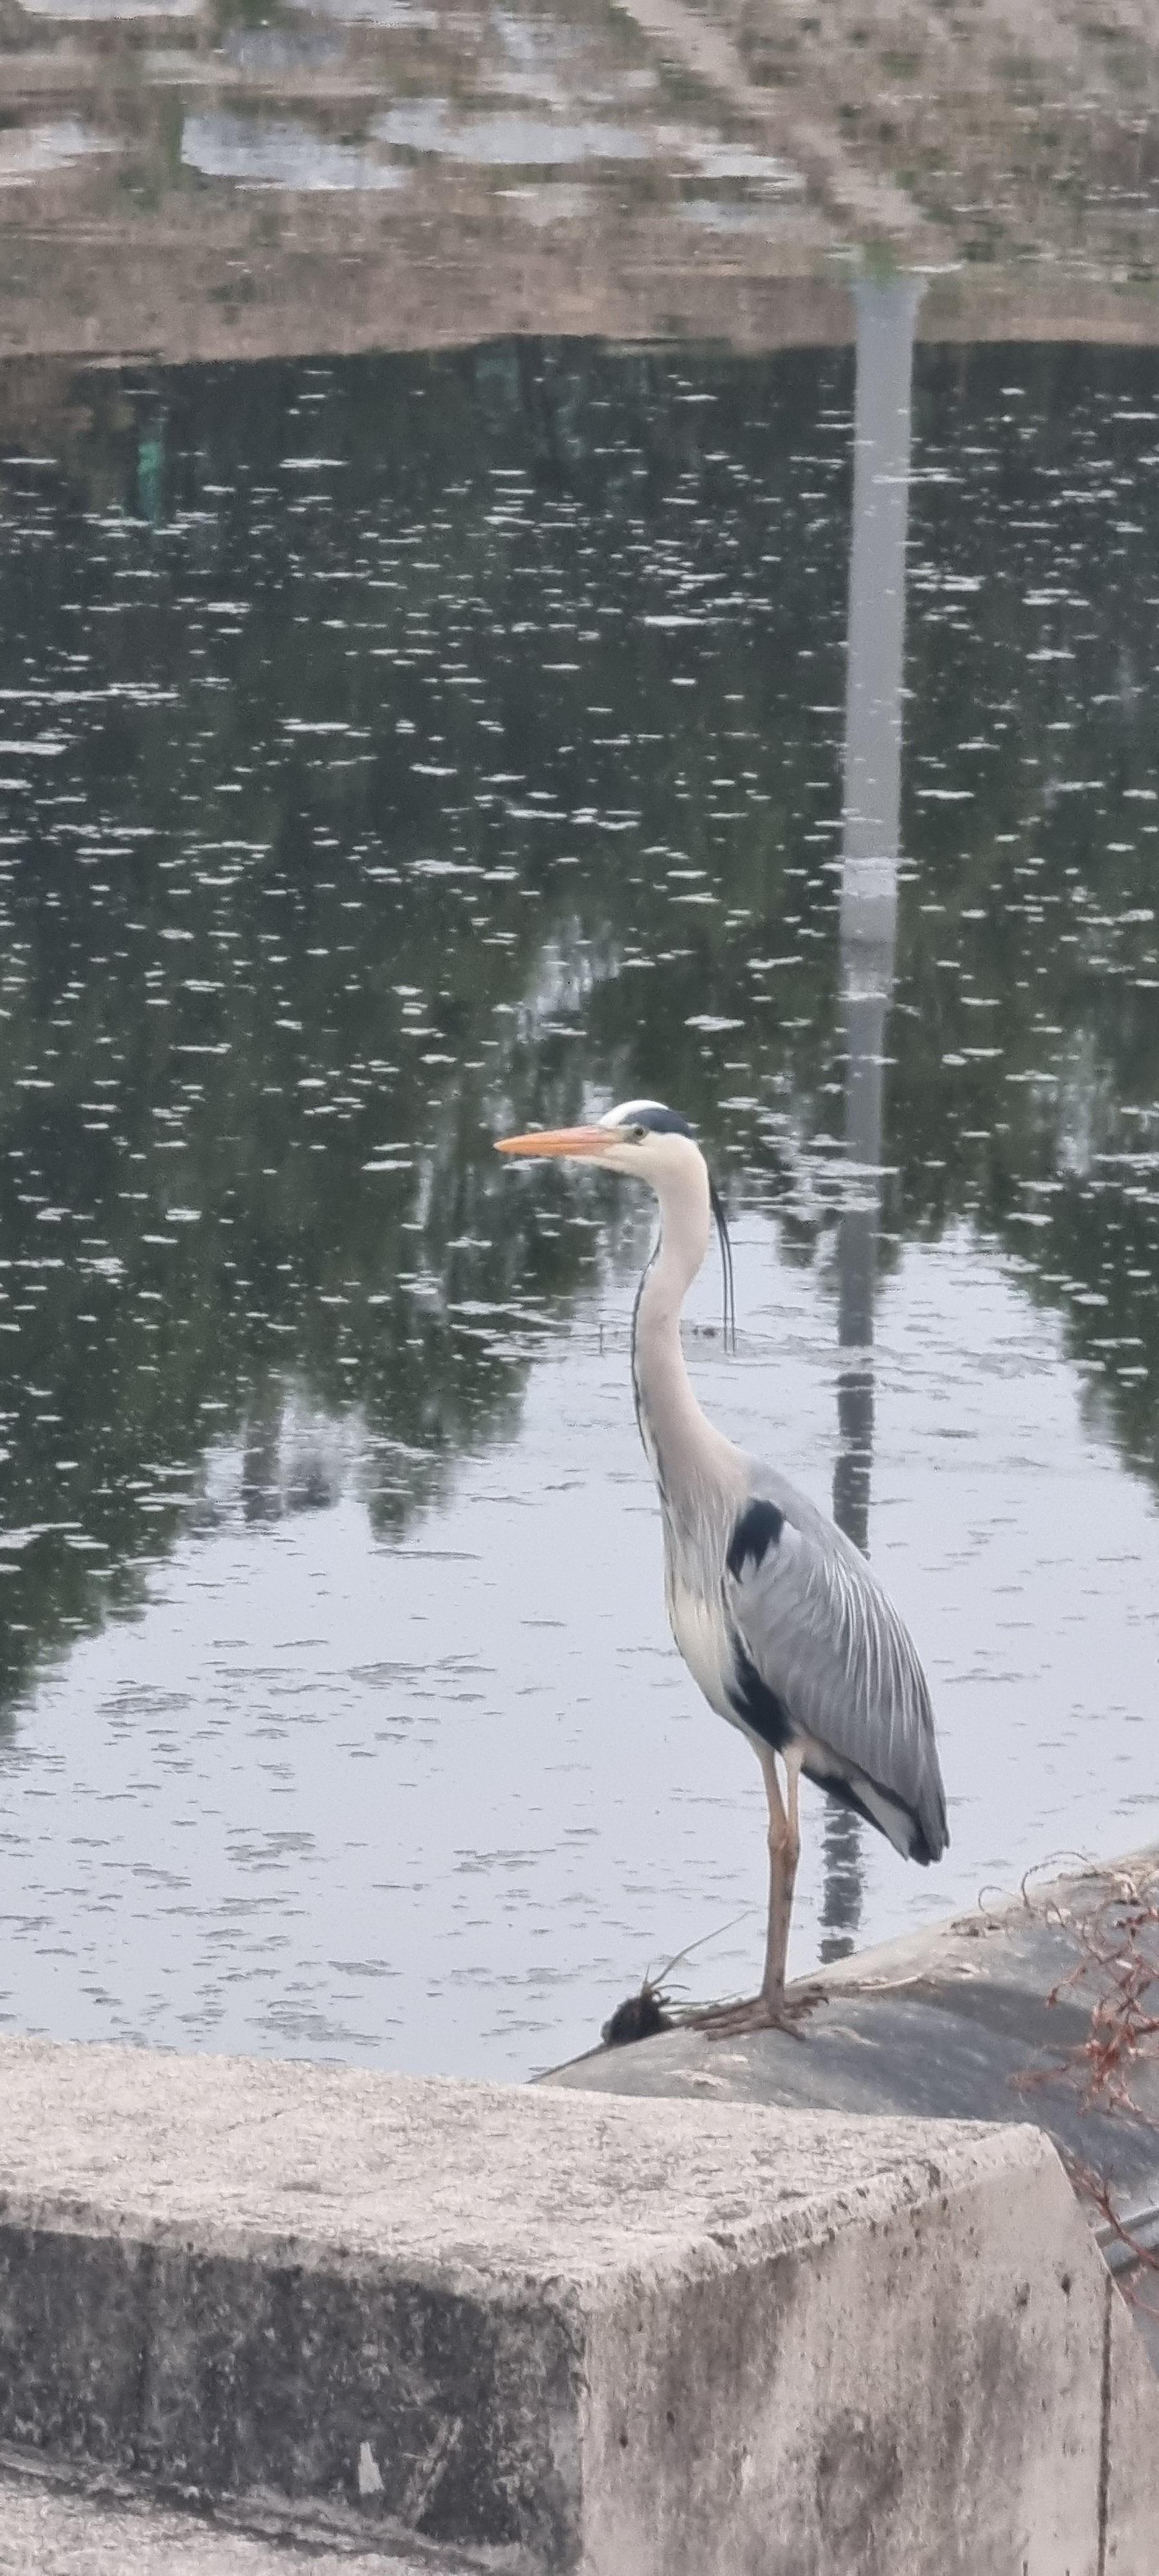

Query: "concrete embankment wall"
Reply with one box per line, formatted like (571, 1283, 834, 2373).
(0, 2033, 1156, 2574)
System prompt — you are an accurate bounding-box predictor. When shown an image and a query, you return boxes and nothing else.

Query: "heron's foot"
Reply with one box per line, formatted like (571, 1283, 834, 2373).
(682, 1984, 825, 2043)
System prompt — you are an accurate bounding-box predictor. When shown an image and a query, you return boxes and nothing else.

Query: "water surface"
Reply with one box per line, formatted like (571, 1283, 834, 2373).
(1, 336, 1157, 2073)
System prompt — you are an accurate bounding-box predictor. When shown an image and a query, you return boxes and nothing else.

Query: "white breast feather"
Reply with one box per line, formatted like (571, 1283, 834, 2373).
(666, 1575, 740, 1726)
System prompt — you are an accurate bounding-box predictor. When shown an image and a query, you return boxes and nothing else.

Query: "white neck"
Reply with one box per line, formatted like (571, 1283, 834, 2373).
(631, 1161, 739, 1499)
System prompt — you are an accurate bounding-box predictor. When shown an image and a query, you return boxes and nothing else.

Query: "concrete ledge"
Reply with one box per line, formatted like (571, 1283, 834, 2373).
(0, 2036, 1156, 2573)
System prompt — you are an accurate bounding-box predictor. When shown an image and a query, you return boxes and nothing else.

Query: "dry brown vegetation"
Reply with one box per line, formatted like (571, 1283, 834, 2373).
(1024, 1862, 1159, 2318)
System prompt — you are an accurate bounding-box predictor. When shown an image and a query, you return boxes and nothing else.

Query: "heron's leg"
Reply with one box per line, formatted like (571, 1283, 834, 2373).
(759, 1744, 800, 2011)
(681, 1746, 824, 2041)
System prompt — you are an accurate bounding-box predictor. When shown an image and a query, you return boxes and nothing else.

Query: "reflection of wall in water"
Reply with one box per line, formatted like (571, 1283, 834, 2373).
(2, 0, 1157, 365)
(823, 281, 921, 1960)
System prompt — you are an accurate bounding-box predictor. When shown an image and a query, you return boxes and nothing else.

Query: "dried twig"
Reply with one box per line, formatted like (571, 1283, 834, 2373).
(1018, 1866, 1159, 2118)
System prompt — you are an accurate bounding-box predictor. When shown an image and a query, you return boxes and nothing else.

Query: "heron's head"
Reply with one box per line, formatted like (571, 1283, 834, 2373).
(496, 1098, 702, 1182)
(496, 1099, 735, 1336)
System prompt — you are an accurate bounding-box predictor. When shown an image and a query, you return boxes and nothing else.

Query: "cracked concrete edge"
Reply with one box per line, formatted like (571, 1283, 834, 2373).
(0, 2113, 1046, 2292)
(0, 2030, 1030, 2287)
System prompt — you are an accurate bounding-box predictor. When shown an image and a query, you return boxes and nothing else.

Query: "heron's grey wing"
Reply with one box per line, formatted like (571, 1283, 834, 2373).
(724, 1493, 948, 1862)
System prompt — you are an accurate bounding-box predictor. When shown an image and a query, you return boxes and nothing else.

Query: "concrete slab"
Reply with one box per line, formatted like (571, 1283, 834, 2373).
(0, 2034, 1156, 2573)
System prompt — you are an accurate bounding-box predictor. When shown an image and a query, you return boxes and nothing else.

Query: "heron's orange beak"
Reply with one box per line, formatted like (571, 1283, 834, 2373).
(495, 1126, 610, 1159)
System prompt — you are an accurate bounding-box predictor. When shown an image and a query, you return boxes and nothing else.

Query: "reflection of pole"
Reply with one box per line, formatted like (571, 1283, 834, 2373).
(823, 279, 922, 1964)
(137, 417, 165, 527)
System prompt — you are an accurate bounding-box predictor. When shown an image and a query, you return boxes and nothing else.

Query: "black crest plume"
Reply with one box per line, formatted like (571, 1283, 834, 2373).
(708, 1171, 736, 1352)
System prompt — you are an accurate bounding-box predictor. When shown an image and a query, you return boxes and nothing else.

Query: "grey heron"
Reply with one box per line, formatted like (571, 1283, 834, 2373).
(497, 1099, 948, 2036)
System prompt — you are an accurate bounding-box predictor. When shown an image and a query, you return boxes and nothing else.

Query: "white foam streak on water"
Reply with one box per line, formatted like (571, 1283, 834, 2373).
(17, 0, 199, 15)
(2, 1221, 1156, 2079)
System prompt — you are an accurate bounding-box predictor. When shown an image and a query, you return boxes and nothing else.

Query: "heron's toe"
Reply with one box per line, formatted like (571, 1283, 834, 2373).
(681, 1987, 825, 2043)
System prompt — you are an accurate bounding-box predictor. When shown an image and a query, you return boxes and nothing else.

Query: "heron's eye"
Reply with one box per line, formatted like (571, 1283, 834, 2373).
(626, 1124, 647, 1144)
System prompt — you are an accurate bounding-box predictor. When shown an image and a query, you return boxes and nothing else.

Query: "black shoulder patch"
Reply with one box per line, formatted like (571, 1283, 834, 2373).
(726, 1498, 784, 1581)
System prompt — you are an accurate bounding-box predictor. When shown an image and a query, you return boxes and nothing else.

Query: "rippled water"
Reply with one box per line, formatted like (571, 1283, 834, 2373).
(1, 332, 1157, 2076)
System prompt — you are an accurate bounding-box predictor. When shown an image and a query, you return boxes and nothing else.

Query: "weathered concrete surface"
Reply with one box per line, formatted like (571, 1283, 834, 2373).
(0, 2450, 455, 2575)
(0, 2036, 1155, 2573)
(545, 1848, 1159, 2380)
